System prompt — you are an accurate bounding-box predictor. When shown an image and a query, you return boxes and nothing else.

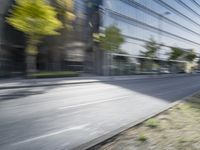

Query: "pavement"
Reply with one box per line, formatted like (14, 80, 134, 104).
(0, 73, 196, 89)
(0, 75, 200, 150)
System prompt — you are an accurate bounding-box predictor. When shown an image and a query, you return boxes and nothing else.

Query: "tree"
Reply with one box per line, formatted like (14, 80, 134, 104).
(99, 25, 124, 52)
(7, 0, 62, 74)
(55, 0, 75, 30)
(140, 37, 160, 58)
(42, 0, 76, 71)
(169, 47, 184, 60)
(140, 38, 160, 72)
(184, 51, 196, 62)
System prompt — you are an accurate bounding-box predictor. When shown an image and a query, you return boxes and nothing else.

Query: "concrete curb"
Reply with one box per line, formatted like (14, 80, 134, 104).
(0, 73, 198, 90)
(0, 80, 102, 90)
(73, 90, 200, 150)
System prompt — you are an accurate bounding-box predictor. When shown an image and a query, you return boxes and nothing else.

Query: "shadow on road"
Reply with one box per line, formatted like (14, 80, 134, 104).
(101, 75, 200, 102)
(1, 75, 200, 103)
(0, 86, 58, 101)
(0, 90, 45, 101)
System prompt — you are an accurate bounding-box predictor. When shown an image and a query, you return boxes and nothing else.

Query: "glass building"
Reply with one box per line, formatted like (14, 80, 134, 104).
(0, 0, 200, 76)
(101, 0, 200, 58)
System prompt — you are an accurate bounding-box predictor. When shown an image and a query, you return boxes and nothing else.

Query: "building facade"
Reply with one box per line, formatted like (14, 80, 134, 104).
(0, 0, 26, 77)
(101, 0, 200, 57)
(1, 0, 200, 76)
(0, 0, 95, 76)
(97, 0, 200, 74)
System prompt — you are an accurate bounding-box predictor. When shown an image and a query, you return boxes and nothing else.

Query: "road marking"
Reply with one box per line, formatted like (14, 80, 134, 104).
(11, 124, 89, 146)
(58, 95, 130, 110)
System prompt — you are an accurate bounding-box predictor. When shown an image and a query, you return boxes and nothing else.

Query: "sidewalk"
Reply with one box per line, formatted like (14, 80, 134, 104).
(0, 73, 197, 90)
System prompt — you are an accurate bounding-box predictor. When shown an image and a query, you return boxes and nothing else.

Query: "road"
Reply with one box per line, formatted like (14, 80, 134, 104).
(0, 75, 200, 150)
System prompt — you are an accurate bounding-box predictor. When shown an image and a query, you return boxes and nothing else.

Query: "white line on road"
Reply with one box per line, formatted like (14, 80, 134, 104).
(11, 124, 89, 146)
(58, 95, 130, 110)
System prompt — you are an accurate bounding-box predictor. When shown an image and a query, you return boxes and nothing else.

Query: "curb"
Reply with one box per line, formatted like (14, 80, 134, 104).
(73, 90, 200, 150)
(0, 80, 102, 90)
(0, 74, 198, 90)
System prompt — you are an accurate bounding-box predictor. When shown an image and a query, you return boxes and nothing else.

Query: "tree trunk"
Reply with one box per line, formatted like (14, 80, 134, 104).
(26, 54, 37, 75)
(25, 38, 38, 75)
(94, 47, 104, 75)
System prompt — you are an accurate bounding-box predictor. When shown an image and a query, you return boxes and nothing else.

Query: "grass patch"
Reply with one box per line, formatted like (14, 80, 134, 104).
(178, 137, 188, 144)
(93, 93, 200, 150)
(29, 71, 80, 78)
(137, 134, 148, 142)
(145, 118, 159, 128)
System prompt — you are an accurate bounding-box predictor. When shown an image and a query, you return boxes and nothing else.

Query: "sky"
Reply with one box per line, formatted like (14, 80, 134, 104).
(102, 0, 200, 59)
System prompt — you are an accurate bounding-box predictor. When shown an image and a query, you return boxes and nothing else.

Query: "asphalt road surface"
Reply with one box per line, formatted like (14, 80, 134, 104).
(1, 75, 200, 150)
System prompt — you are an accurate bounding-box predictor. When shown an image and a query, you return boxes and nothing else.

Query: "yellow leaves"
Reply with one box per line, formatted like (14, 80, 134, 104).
(57, 0, 74, 12)
(56, 0, 76, 29)
(26, 44, 38, 56)
(7, 0, 63, 56)
(7, 0, 62, 36)
(93, 33, 106, 42)
(66, 0, 74, 12)
(93, 33, 100, 42)
(66, 11, 76, 22)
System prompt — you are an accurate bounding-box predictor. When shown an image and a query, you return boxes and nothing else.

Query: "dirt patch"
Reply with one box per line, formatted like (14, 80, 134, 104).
(90, 94, 200, 150)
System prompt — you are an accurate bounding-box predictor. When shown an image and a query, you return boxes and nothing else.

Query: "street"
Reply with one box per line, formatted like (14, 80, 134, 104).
(0, 75, 200, 150)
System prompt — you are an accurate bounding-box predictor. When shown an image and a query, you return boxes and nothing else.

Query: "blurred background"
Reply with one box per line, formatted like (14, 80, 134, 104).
(1, 0, 200, 78)
(2, 1, 200, 150)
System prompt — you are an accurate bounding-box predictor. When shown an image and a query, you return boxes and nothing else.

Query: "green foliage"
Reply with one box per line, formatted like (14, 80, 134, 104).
(169, 47, 184, 60)
(100, 25, 124, 52)
(145, 118, 160, 128)
(140, 37, 160, 58)
(178, 137, 187, 144)
(7, 0, 62, 37)
(138, 134, 148, 142)
(184, 51, 196, 62)
(169, 47, 196, 62)
(30, 71, 79, 78)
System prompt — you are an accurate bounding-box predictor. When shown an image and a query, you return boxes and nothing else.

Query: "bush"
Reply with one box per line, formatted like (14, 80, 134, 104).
(30, 71, 79, 78)
(145, 118, 159, 128)
(138, 134, 148, 142)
